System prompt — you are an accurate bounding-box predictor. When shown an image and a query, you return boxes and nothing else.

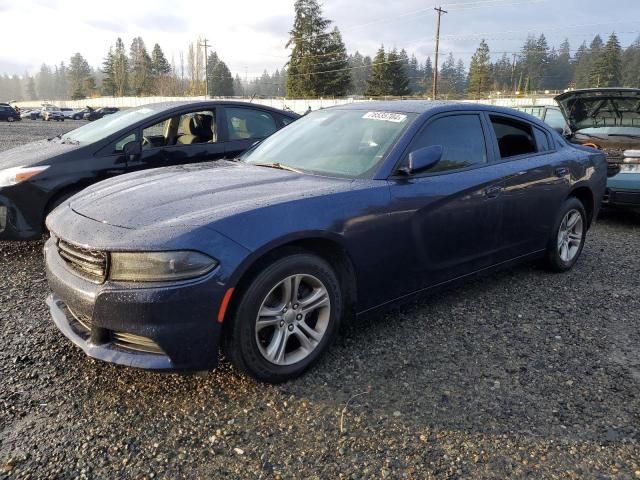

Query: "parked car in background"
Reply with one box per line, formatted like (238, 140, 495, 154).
(41, 106, 65, 122)
(0, 101, 299, 240)
(556, 88, 640, 209)
(44, 101, 606, 382)
(60, 107, 78, 119)
(512, 105, 568, 134)
(0, 105, 20, 122)
(20, 109, 35, 119)
(84, 107, 119, 121)
(72, 108, 90, 120)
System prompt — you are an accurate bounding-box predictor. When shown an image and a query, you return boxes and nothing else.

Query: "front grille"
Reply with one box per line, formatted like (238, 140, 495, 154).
(57, 239, 108, 283)
(112, 332, 164, 354)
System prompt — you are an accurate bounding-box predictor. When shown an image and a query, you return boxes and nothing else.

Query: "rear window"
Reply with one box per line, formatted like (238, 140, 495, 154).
(490, 116, 537, 159)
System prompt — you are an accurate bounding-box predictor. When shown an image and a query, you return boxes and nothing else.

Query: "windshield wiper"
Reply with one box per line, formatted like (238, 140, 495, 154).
(252, 162, 304, 174)
(606, 133, 640, 139)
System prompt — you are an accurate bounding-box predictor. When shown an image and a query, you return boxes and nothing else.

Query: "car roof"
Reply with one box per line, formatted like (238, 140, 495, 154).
(130, 100, 300, 118)
(329, 100, 549, 125)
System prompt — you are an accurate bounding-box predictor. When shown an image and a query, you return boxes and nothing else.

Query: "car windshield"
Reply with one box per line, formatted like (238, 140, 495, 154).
(62, 106, 159, 145)
(242, 109, 415, 178)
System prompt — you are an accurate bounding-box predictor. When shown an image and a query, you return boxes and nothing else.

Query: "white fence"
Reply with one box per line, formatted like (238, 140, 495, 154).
(15, 96, 360, 114)
(15, 95, 558, 113)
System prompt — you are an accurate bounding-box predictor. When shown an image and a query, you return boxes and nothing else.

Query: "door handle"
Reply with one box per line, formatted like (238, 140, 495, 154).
(555, 167, 569, 177)
(484, 185, 503, 198)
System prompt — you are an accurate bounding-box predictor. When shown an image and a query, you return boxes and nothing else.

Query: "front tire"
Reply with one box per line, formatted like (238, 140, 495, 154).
(7, 116, 14, 122)
(224, 252, 343, 383)
(544, 197, 587, 272)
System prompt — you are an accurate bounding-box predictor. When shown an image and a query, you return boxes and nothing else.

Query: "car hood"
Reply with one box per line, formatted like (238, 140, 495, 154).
(555, 89, 640, 133)
(69, 161, 352, 230)
(0, 138, 80, 170)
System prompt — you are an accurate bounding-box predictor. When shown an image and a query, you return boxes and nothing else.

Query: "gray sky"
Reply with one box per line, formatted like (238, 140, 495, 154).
(1, 0, 639, 78)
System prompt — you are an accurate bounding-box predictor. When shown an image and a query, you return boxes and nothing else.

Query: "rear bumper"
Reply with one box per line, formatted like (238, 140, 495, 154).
(44, 237, 226, 370)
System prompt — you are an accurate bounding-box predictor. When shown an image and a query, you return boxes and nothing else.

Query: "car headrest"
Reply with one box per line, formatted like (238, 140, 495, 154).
(181, 116, 195, 136)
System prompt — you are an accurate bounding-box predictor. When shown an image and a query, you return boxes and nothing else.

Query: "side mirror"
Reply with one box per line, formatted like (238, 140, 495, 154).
(399, 145, 443, 175)
(122, 140, 142, 160)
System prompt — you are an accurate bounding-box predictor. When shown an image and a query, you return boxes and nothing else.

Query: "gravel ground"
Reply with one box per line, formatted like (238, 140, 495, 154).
(1, 122, 640, 479)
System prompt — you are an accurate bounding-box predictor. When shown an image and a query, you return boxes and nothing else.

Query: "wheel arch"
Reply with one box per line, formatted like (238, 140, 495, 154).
(225, 233, 358, 325)
(567, 184, 595, 227)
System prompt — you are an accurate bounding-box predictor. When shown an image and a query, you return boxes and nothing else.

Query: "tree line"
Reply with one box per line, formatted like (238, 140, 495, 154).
(2, 0, 640, 101)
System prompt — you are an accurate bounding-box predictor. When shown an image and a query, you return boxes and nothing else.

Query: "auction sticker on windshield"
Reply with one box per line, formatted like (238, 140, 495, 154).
(362, 112, 407, 123)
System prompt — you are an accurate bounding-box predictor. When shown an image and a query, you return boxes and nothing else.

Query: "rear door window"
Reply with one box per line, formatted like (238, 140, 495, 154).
(408, 114, 488, 173)
(226, 107, 277, 140)
(490, 116, 537, 159)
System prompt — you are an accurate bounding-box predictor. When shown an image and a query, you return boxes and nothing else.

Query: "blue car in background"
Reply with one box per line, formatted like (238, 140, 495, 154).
(556, 88, 640, 209)
(44, 101, 607, 383)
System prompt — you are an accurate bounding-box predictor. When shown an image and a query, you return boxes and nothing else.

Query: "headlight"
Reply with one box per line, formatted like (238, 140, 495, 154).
(110, 251, 218, 282)
(0, 165, 49, 187)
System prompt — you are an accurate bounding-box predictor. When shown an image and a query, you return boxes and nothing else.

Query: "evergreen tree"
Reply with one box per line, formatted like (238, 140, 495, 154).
(423, 57, 433, 97)
(210, 60, 234, 96)
(319, 27, 350, 96)
(102, 48, 116, 96)
(439, 53, 459, 98)
(25, 76, 37, 100)
(36, 64, 55, 99)
(388, 49, 410, 96)
(68, 53, 92, 99)
(233, 74, 244, 96)
(364, 46, 389, 96)
(129, 37, 152, 95)
(113, 38, 129, 96)
(455, 60, 467, 95)
(518, 34, 549, 92)
(407, 53, 421, 95)
(286, 0, 350, 97)
(592, 33, 622, 87)
(622, 36, 640, 87)
(491, 53, 513, 92)
(347, 51, 371, 96)
(467, 39, 491, 99)
(53, 63, 68, 99)
(151, 44, 171, 76)
(572, 41, 590, 88)
(551, 39, 573, 90)
(587, 34, 605, 87)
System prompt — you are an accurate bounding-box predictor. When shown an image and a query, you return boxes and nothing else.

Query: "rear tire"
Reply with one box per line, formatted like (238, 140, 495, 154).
(223, 252, 343, 383)
(544, 197, 587, 272)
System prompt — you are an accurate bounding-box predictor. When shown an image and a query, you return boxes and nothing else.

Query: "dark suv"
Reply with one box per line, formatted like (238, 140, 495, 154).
(0, 105, 20, 122)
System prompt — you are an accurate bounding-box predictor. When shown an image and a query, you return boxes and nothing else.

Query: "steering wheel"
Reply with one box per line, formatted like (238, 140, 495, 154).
(142, 136, 152, 147)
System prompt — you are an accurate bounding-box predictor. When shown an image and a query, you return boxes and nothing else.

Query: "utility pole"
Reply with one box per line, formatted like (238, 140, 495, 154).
(199, 38, 210, 98)
(432, 6, 447, 100)
(510, 53, 517, 95)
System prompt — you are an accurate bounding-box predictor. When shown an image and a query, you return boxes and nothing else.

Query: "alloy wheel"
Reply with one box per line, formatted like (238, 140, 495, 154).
(255, 273, 331, 366)
(557, 208, 583, 263)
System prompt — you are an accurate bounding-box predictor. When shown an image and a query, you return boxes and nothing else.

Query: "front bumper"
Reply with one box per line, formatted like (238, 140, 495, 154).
(0, 192, 42, 240)
(44, 237, 227, 370)
(604, 172, 640, 207)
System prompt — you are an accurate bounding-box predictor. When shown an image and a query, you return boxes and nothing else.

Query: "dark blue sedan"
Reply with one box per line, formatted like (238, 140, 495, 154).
(44, 101, 607, 383)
